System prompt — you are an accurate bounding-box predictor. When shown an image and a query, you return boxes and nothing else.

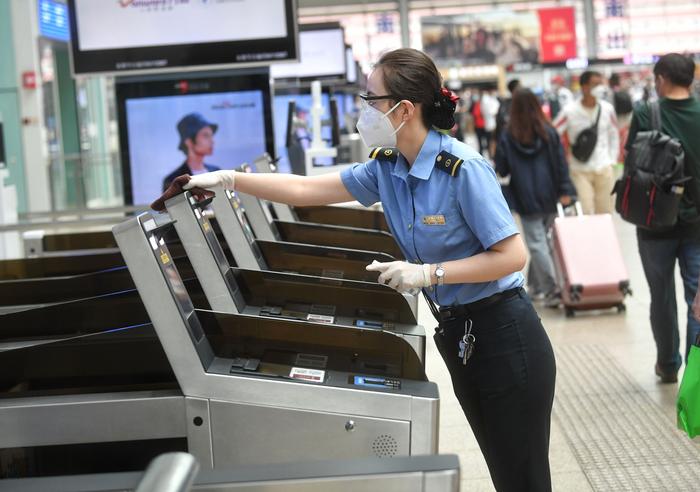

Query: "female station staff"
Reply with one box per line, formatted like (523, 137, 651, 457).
(178, 49, 556, 492)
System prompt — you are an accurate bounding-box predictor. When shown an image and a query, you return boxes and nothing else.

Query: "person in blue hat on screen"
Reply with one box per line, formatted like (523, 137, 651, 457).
(162, 113, 221, 191)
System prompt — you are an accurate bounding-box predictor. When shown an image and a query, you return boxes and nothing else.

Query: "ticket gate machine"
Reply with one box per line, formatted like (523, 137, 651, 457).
(233, 189, 403, 259)
(0, 213, 439, 478)
(113, 212, 439, 467)
(1, 453, 459, 492)
(208, 186, 419, 316)
(166, 192, 423, 360)
(253, 154, 390, 232)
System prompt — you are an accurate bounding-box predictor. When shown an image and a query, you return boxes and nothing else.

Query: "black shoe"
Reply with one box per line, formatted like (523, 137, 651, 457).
(655, 364, 678, 384)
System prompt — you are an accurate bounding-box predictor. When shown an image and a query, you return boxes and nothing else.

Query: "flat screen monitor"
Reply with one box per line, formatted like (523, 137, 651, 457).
(272, 92, 346, 173)
(117, 69, 274, 205)
(67, 0, 298, 75)
(346, 47, 357, 83)
(270, 24, 346, 81)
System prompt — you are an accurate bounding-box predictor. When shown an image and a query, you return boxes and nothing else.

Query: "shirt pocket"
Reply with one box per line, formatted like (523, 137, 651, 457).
(414, 209, 472, 263)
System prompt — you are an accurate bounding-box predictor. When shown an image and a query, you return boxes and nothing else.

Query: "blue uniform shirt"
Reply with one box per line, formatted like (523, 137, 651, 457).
(340, 129, 524, 306)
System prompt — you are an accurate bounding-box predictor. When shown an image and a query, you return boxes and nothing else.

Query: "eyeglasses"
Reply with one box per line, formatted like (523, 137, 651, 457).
(358, 93, 401, 108)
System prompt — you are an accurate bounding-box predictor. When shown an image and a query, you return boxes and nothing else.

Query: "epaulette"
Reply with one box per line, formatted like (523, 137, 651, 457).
(368, 147, 398, 163)
(434, 151, 463, 177)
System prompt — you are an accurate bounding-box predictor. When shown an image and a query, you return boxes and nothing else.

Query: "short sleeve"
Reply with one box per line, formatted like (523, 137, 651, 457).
(340, 161, 381, 206)
(456, 158, 519, 249)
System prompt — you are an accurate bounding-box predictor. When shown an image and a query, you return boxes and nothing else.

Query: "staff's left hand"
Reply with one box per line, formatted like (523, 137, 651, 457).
(366, 260, 432, 293)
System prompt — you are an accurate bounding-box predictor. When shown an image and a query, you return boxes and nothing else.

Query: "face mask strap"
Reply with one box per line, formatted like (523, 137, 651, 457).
(384, 101, 407, 137)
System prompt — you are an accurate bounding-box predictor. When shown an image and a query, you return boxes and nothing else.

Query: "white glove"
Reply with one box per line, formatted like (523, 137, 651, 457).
(366, 260, 432, 294)
(183, 170, 237, 191)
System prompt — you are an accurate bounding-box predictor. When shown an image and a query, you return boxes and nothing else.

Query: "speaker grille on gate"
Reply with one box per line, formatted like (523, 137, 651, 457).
(372, 434, 398, 458)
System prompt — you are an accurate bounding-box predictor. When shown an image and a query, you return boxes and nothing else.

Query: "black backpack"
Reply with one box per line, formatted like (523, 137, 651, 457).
(613, 90, 634, 115)
(571, 105, 601, 162)
(614, 102, 688, 230)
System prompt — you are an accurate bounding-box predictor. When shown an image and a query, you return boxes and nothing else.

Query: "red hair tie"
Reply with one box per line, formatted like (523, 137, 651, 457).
(440, 87, 459, 104)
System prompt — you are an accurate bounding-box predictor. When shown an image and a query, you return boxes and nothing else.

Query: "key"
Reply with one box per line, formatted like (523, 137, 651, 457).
(462, 335, 475, 365)
(460, 319, 476, 365)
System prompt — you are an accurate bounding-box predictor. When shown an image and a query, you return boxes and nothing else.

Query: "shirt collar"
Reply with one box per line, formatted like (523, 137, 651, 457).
(392, 130, 442, 182)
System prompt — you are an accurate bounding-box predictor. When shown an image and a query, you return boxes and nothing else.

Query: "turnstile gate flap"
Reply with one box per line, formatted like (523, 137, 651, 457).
(198, 310, 425, 381)
(0, 324, 177, 398)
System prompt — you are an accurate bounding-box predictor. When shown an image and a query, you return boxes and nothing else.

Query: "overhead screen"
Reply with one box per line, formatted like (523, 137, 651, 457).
(117, 70, 274, 205)
(270, 25, 346, 80)
(67, 0, 298, 75)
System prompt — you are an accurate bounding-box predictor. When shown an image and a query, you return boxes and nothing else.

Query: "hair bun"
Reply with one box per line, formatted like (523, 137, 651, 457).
(431, 87, 459, 130)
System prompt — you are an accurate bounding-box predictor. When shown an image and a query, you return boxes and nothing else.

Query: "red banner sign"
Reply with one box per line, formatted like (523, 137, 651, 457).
(538, 7, 577, 63)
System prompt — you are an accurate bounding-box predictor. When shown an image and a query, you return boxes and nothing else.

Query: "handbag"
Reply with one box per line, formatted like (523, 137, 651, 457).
(571, 105, 601, 162)
(677, 341, 700, 438)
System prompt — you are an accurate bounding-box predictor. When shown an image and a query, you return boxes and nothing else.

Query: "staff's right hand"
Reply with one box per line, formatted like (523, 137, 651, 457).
(183, 170, 237, 191)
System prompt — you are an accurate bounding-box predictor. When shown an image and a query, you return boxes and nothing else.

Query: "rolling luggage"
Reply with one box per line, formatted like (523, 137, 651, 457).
(551, 203, 631, 317)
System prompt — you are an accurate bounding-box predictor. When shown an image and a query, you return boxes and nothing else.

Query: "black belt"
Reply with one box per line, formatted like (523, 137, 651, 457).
(438, 288, 523, 322)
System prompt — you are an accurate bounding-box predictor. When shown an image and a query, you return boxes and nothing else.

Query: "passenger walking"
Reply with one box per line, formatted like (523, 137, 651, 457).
(495, 89, 577, 307)
(178, 48, 557, 492)
(553, 71, 619, 215)
(628, 54, 700, 383)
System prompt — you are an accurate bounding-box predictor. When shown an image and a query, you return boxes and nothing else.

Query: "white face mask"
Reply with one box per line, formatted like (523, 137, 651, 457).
(356, 100, 406, 149)
(591, 85, 607, 101)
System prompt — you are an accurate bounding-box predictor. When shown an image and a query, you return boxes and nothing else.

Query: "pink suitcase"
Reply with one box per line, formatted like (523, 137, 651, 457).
(551, 204, 632, 317)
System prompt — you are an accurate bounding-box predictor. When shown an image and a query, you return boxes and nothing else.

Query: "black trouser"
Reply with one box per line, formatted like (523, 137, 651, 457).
(434, 289, 556, 492)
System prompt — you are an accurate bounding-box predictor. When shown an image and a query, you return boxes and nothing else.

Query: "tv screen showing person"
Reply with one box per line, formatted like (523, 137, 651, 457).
(124, 90, 267, 204)
(163, 113, 221, 192)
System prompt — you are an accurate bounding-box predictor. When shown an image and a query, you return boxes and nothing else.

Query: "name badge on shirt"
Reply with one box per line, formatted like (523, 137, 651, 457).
(422, 214, 446, 226)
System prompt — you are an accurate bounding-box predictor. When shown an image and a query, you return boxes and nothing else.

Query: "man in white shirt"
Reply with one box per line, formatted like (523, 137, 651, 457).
(554, 71, 619, 214)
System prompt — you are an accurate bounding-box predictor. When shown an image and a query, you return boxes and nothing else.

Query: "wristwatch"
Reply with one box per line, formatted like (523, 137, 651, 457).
(434, 263, 445, 286)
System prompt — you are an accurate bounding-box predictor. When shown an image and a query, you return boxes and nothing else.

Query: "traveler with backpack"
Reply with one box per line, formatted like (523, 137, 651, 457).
(495, 89, 577, 308)
(553, 71, 620, 214)
(622, 53, 700, 383)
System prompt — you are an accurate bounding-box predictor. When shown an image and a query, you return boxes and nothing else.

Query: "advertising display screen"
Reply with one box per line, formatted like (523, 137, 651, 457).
(271, 24, 346, 80)
(117, 70, 273, 205)
(67, 0, 297, 75)
(422, 11, 540, 66)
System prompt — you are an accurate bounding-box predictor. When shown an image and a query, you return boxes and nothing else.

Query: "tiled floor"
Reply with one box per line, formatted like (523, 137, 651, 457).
(418, 215, 700, 491)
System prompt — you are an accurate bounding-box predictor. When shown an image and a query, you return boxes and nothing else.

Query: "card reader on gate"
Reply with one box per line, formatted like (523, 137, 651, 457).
(351, 375, 402, 390)
(355, 319, 384, 329)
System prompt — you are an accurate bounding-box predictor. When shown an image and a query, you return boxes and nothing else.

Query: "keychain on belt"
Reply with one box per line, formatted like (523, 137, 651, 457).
(458, 319, 476, 365)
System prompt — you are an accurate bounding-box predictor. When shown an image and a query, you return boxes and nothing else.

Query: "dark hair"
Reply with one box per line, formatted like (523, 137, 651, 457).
(376, 48, 457, 130)
(580, 70, 602, 87)
(507, 79, 521, 94)
(507, 89, 549, 145)
(609, 73, 620, 87)
(654, 53, 695, 88)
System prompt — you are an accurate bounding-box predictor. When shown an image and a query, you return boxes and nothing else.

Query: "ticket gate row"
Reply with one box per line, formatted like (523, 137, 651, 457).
(1, 196, 422, 362)
(0, 181, 406, 313)
(0, 212, 439, 478)
(1, 452, 459, 492)
(251, 154, 390, 232)
(18, 181, 400, 260)
(166, 191, 423, 360)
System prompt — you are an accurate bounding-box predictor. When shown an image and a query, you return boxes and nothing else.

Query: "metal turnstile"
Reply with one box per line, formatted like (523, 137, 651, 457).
(167, 192, 423, 359)
(252, 154, 390, 232)
(231, 184, 403, 258)
(0, 212, 438, 477)
(210, 185, 395, 281)
(0, 453, 459, 492)
(113, 212, 439, 468)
